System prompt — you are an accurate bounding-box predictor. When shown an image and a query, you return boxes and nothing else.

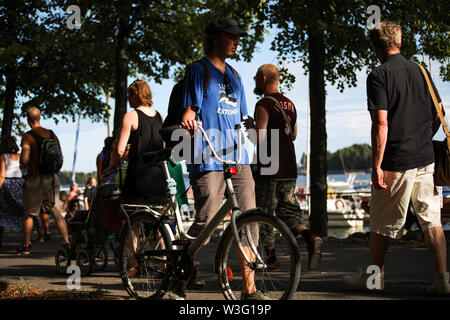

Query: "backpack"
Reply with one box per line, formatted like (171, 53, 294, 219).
(29, 130, 64, 175)
(162, 59, 240, 148)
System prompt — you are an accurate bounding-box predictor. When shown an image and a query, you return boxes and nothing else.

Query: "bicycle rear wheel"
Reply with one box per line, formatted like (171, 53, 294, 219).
(216, 209, 301, 300)
(119, 212, 173, 299)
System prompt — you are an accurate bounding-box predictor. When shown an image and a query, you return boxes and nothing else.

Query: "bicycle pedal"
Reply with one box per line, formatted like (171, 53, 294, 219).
(172, 239, 191, 246)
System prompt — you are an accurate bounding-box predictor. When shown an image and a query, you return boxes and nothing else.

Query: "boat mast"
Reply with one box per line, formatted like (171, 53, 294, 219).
(71, 114, 81, 186)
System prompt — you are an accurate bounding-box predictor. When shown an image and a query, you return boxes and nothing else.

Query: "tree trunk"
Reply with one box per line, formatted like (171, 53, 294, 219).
(308, 29, 328, 237)
(1, 4, 18, 141)
(113, 3, 131, 137)
(1, 66, 17, 141)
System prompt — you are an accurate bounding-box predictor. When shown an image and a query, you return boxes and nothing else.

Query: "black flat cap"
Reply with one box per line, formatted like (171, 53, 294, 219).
(205, 17, 248, 37)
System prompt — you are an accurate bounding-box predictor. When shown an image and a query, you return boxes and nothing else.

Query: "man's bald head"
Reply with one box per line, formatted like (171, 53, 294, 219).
(26, 107, 41, 124)
(256, 64, 280, 84)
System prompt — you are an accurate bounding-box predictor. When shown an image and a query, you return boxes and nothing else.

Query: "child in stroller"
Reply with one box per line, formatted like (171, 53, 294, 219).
(55, 184, 122, 276)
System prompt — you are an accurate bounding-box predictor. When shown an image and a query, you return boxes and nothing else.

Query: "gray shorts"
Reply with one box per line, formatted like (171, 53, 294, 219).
(187, 165, 257, 244)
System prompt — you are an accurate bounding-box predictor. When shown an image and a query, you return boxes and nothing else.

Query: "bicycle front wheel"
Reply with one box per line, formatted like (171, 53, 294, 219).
(119, 212, 173, 299)
(216, 209, 301, 300)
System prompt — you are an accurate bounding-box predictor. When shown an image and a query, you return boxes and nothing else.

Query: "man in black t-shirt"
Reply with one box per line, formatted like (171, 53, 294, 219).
(245, 64, 323, 271)
(342, 21, 449, 295)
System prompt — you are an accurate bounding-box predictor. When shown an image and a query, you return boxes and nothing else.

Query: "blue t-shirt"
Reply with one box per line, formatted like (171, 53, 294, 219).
(184, 57, 249, 173)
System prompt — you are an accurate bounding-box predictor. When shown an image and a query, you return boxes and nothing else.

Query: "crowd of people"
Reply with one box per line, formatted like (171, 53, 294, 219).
(0, 17, 448, 299)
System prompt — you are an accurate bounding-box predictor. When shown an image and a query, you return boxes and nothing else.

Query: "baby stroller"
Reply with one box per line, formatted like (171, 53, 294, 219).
(55, 184, 122, 276)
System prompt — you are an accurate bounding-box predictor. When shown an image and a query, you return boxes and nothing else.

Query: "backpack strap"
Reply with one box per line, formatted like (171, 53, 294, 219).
(226, 63, 240, 81)
(261, 95, 294, 141)
(197, 60, 210, 95)
(225, 63, 245, 121)
(28, 130, 43, 147)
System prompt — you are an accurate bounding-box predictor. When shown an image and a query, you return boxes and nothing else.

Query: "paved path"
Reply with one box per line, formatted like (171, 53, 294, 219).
(1, 230, 449, 300)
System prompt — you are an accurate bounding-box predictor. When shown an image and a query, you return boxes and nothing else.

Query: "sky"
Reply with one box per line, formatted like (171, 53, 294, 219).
(36, 29, 449, 174)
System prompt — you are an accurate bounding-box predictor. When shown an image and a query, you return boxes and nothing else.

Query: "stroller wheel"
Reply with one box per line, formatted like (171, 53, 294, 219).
(76, 248, 93, 276)
(93, 246, 108, 271)
(55, 248, 71, 274)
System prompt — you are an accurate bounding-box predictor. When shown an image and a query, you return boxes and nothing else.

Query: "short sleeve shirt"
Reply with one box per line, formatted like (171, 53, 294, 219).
(367, 54, 441, 171)
(255, 93, 297, 179)
(184, 57, 249, 173)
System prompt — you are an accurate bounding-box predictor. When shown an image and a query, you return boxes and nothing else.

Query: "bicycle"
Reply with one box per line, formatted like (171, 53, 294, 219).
(117, 124, 301, 300)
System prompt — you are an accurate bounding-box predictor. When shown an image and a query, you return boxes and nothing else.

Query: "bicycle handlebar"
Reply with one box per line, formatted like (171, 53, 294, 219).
(160, 123, 243, 166)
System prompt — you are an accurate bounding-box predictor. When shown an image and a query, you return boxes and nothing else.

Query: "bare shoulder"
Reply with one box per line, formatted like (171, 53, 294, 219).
(21, 132, 32, 146)
(123, 109, 139, 130)
(9, 153, 20, 161)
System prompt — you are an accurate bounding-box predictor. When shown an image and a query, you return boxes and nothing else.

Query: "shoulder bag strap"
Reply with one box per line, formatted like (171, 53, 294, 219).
(415, 62, 450, 150)
(261, 95, 294, 141)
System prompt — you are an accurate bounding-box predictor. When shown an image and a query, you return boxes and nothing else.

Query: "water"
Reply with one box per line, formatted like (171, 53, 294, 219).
(296, 173, 371, 188)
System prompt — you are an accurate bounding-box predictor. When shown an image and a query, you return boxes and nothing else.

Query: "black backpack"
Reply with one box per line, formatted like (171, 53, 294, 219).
(29, 130, 64, 175)
(162, 60, 240, 148)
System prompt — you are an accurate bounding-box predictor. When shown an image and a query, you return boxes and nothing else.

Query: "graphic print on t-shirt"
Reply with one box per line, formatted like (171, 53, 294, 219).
(218, 91, 237, 107)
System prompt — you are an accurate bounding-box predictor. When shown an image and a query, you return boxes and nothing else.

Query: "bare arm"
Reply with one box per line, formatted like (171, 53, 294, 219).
(292, 122, 298, 141)
(432, 102, 445, 136)
(103, 111, 134, 175)
(254, 105, 270, 144)
(371, 110, 388, 190)
(0, 155, 5, 187)
(20, 136, 31, 169)
(96, 155, 102, 183)
(181, 106, 200, 131)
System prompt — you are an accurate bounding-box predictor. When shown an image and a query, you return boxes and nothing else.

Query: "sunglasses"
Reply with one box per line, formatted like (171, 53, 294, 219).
(223, 74, 233, 95)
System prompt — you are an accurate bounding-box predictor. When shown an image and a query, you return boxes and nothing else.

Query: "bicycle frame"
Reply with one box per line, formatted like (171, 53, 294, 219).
(161, 125, 264, 266)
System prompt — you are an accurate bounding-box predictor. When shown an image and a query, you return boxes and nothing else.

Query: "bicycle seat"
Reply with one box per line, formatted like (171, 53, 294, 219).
(142, 148, 172, 165)
(159, 125, 182, 145)
(98, 183, 121, 201)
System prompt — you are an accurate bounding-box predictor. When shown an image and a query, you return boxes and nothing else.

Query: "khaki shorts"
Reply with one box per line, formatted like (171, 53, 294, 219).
(370, 163, 441, 239)
(23, 174, 60, 217)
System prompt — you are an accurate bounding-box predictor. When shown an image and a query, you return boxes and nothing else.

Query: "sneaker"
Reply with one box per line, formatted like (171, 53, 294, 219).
(166, 290, 186, 300)
(44, 233, 51, 241)
(342, 268, 384, 291)
(427, 272, 450, 295)
(16, 245, 30, 255)
(241, 290, 273, 300)
(307, 235, 323, 270)
(38, 237, 44, 243)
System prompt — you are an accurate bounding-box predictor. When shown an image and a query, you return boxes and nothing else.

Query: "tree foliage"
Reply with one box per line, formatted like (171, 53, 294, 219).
(327, 144, 372, 172)
(58, 170, 97, 187)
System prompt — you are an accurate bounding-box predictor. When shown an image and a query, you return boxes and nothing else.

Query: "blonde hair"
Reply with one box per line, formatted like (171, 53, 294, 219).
(368, 21, 402, 52)
(128, 80, 153, 107)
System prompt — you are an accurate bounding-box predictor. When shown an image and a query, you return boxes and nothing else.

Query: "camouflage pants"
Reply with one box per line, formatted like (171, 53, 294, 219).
(255, 178, 305, 247)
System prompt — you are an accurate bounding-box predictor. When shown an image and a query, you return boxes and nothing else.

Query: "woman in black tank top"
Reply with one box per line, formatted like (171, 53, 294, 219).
(103, 80, 166, 200)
